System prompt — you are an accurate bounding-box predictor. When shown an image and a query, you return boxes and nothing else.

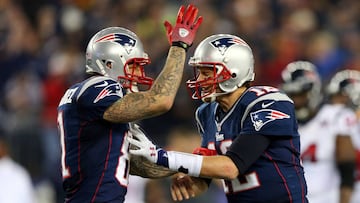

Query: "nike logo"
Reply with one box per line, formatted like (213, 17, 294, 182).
(95, 81, 109, 88)
(262, 101, 275, 108)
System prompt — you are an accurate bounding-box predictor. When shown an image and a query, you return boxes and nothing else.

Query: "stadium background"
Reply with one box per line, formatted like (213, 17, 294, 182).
(0, 0, 359, 202)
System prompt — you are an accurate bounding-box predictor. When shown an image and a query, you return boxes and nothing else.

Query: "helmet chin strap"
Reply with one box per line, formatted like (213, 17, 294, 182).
(126, 82, 139, 93)
(202, 95, 216, 103)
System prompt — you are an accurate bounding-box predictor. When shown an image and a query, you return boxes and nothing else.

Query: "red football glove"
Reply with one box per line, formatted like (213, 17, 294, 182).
(164, 4, 203, 51)
(193, 147, 217, 156)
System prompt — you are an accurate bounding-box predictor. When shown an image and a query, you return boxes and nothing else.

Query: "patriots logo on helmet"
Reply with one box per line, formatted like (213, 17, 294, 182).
(210, 37, 249, 55)
(94, 82, 123, 103)
(95, 33, 136, 54)
(250, 109, 290, 131)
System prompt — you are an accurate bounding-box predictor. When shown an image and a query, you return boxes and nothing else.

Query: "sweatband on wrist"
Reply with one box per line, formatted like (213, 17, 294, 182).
(337, 161, 355, 188)
(193, 147, 217, 156)
(172, 41, 190, 51)
(167, 151, 203, 177)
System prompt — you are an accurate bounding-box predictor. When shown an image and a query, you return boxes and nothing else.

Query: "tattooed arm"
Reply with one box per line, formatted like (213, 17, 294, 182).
(103, 4, 203, 123)
(103, 47, 186, 123)
(130, 154, 176, 178)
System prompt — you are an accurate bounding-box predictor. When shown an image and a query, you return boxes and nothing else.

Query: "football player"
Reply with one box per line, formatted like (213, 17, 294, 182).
(57, 4, 203, 203)
(325, 70, 360, 203)
(128, 34, 308, 202)
(281, 62, 357, 203)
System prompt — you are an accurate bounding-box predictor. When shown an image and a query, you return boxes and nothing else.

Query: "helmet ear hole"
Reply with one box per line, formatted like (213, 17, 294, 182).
(86, 59, 92, 66)
(105, 61, 113, 69)
(231, 73, 237, 78)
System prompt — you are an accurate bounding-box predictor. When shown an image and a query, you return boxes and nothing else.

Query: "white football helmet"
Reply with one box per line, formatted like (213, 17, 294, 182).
(327, 69, 360, 107)
(186, 34, 255, 102)
(85, 27, 153, 92)
(281, 61, 322, 122)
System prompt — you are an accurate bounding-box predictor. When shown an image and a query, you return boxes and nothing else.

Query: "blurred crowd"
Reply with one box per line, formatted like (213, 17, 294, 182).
(0, 0, 359, 202)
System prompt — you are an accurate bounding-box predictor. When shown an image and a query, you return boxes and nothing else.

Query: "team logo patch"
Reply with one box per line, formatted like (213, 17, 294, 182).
(179, 28, 189, 37)
(94, 82, 123, 103)
(95, 33, 136, 54)
(250, 109, 290, 131)
(210, 37, 249, 55)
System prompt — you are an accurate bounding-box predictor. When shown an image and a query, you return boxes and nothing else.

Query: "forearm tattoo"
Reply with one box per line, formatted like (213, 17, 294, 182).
(151, 48, 185, 96)
(104, 47, 186, 122)
(130, 155, 176, 178)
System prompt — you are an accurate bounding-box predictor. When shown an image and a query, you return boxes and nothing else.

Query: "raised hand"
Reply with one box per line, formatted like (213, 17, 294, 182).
(164, 4, 203, 51)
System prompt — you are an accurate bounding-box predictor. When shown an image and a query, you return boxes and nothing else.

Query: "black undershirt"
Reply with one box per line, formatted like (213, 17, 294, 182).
(225, 134, 271, 175)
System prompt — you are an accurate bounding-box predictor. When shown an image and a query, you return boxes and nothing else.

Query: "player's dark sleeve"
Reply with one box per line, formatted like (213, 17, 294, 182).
(225, 134, 271, 175)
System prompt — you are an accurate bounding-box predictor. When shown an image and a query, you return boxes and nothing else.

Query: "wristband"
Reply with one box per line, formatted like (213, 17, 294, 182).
(167, 151, 203, 177)
(193, 147, 217, 156)
(172, 41, 190, 51)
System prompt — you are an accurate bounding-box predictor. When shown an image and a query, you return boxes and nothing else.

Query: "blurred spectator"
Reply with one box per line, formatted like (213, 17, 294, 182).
(2, 69, 57, 202)
(0, 0, 359, 202)
(3, 70, 44, 179)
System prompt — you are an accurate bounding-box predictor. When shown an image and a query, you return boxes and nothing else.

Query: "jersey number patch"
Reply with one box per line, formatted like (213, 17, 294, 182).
(223, 172, 261, 193)
(57, 111, 130, 186)
(213, 140, 261, 193)
(301, 143, 317, 162)
(58, 111, 70, 178)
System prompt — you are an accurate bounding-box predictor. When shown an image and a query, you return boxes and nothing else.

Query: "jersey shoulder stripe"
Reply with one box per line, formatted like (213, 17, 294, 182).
(76, 76, 119, 101)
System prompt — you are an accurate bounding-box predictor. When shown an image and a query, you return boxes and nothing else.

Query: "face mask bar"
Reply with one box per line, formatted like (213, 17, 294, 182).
(186, 62, 231, 100)
(118, 57, 153, 92)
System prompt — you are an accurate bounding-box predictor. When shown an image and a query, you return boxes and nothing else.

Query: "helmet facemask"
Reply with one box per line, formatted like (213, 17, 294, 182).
(119, 57, 153, 93)
(186, 63, 232, 102)
(286, 84, 320, 123)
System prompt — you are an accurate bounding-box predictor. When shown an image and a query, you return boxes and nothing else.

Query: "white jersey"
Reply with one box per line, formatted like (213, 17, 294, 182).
(299, 104, 357, 203)
(351, 116, 360, 203)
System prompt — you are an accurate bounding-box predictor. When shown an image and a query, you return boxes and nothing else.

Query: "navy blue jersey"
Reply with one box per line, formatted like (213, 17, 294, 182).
(57, 76, 130, 203)
(195, 86, 308, 203)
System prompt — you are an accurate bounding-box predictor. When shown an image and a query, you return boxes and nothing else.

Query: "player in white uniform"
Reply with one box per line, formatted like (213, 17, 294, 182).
(353, 109, 360, 203)
(328, 70, 360, 203)
(281, 61, 357, 203)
